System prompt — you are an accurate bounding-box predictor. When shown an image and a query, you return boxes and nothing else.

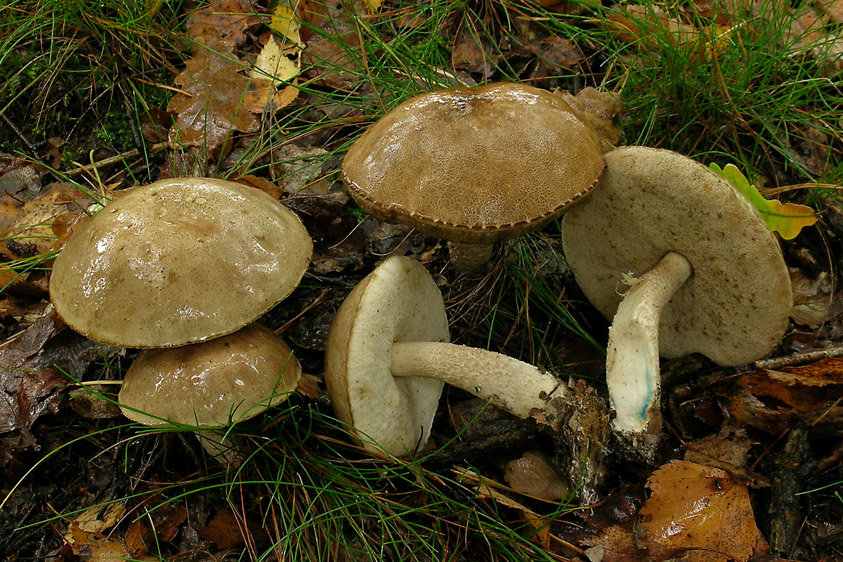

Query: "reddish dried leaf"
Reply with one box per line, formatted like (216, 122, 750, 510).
(723, 359, 843, 435)
(0, 310, 114, 436)
(140, 107, 176, 143)
(637, 460, 758, 562)
(197, 508, 245, 549)
(149, 502, 188, 543)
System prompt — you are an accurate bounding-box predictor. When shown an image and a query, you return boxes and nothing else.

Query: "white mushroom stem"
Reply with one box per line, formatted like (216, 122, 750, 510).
(606, 251, 692, 437)
(390, 342, 565, 418)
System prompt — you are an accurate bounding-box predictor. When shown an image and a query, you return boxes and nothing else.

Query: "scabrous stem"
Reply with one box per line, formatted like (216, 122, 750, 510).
(390, 342, 564, 418)
(606, 251, 692, 438)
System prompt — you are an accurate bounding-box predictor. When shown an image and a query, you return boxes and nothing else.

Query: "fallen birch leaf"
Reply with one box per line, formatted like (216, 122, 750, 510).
(709, 163, 818, 240)
(245, 35, 300, 114)
(270, 3, 305, 52)
(636, 460, 758, 562)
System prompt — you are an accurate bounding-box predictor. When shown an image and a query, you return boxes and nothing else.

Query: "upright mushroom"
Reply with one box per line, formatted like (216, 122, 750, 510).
(341, 82, 605, 270)
(561, 147, 792, 458)
(49, 177, 312, 348)
(324, 255, 570, 456)
(119, 323, 302, 460)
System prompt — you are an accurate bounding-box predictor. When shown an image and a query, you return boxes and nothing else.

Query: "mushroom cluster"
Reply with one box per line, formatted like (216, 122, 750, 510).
(562, 146, 792, 458)
(50, 177, 313, 457)
(341, 82, 605, 270)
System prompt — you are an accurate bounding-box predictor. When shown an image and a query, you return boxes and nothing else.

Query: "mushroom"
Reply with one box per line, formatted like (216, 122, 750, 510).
(324, 255, 568, 456)
(561, 146, 792, 458)
(49, 177, 313, 348)
(119, 323, 302, 460)
(341, 82, 605, 271)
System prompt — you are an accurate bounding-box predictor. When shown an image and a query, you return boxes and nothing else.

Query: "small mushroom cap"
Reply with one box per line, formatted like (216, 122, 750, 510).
(119, 323, 301, 426)
(342, 82, 605, 243)
(50, 177, 313, 348)
(324, 256, 449, 455)
(562, 146, 792, 365)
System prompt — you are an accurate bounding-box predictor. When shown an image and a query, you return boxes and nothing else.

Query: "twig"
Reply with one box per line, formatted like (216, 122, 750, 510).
(754, 345, 843, 369)
(65, 142, 166, 177)
(1, 113, 40, 157)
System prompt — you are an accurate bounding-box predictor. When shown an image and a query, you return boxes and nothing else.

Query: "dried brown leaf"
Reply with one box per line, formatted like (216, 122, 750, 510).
(300, 0, 364, 89)
(197, 508, 246, 549)
(789, 267, 833, 328)
(186, 0, 261, 52)
(723, 358, 843, 435)
(167, 48, 259, 155)
(2, 182, 96, 259)
(637, 460, 758, 562)
(504, 450, 569, 501)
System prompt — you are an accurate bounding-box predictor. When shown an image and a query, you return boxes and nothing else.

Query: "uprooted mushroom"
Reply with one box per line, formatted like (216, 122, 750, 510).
(324, 255, 610, 501)
(341, 82, 605, 271)
(562, 146, 792, 460)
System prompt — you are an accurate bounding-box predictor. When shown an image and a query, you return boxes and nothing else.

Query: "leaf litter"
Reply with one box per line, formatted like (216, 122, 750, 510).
(1, 0, 842, 560)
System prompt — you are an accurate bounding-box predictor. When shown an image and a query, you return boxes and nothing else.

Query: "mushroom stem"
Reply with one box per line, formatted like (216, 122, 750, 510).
(390, 342, 565, 418)
(606, 251, 692, 439)
(447, 241, 494, 273)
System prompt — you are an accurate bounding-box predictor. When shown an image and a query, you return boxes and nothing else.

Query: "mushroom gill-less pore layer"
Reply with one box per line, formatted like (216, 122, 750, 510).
(324, 256, 449, 455)
(49, 178, 312, 348)
(562, 147, 792, 366)
(342, 83, 605, 243)
(119, 324, 301, 426)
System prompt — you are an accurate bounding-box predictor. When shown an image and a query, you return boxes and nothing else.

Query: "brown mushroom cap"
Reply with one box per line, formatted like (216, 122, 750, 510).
(342, 82, 605, 244)
(49, 177, 312, 348)
(562, 146, 792, 366)
(119, 323, 301, 426)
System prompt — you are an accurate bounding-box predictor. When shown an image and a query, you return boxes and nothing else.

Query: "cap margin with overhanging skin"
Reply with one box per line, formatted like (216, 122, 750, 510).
(562, 146, 792, 366)
(119, 323, 302, 427)
(341, 82, 605, 245)
(49, 177, 313, 348)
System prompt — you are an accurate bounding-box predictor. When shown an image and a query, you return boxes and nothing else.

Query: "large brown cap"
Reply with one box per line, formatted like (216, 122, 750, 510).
(119, 323, 301, 426)
(50, 177, 312, 348)
(342, 82, 605, 244)
(562, 146, 792, 366)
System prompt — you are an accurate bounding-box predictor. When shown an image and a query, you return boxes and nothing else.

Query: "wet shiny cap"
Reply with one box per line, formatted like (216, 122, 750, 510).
(49, 177, 313, 348)
(342, 82, 605, 243)
(119, 323, 302, 426)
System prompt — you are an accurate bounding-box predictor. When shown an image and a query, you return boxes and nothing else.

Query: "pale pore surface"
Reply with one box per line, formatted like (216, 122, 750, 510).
(324, 256, 449, 455)
(50, 177, 313, 348)
(119, 323, 301, 426)
(562, 146, 792, 366)
(342, 83, 604, 243)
